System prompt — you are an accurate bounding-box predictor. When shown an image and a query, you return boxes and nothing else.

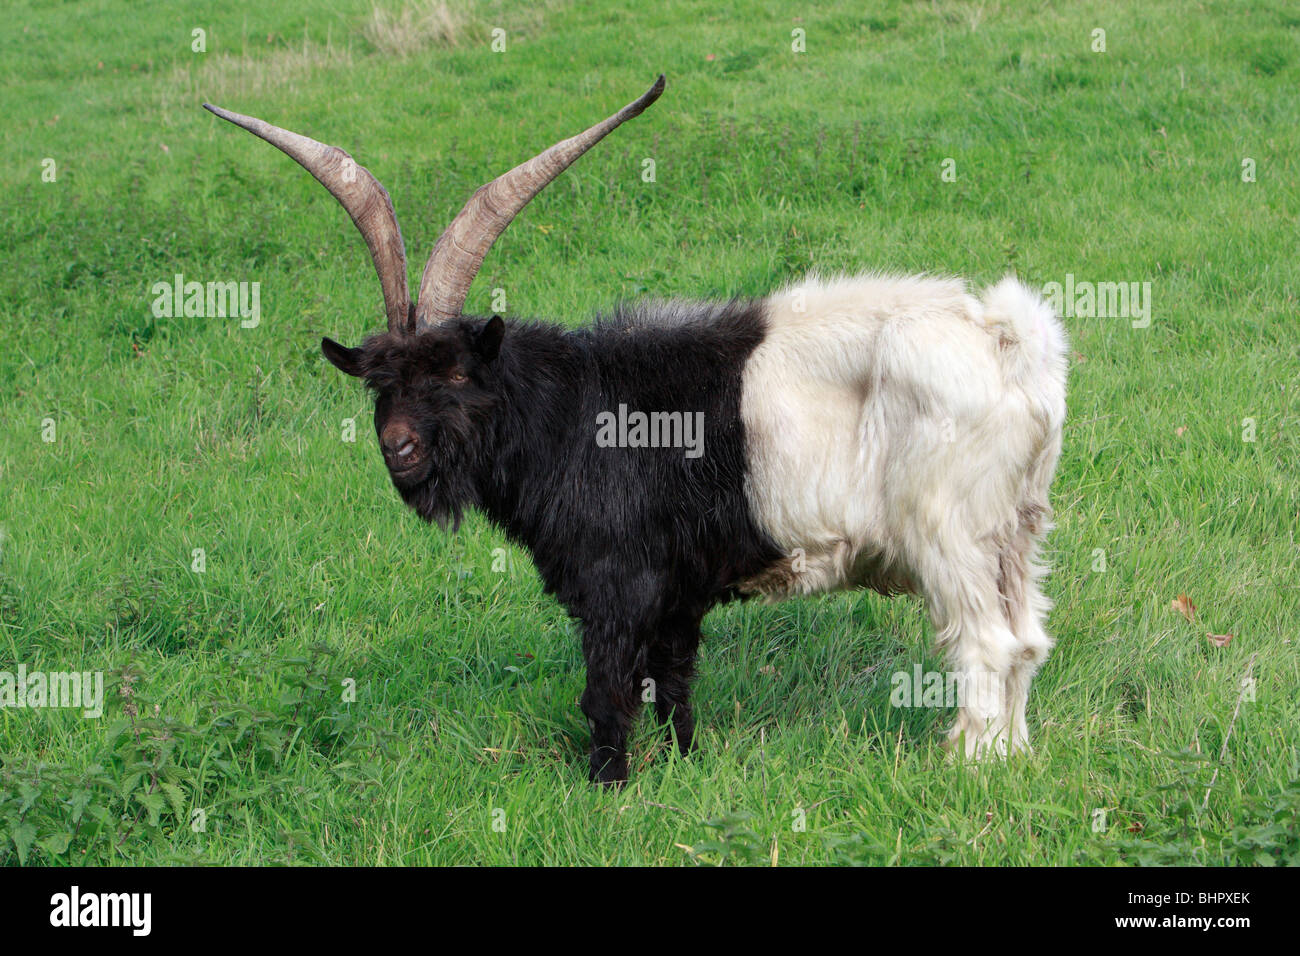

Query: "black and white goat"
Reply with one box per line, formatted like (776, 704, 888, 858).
(207, 76, 1068, 785)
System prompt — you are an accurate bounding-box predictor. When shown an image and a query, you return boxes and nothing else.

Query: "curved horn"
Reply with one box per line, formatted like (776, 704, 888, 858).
(204, 103, 412, 333)
(414, 74, 665, 329)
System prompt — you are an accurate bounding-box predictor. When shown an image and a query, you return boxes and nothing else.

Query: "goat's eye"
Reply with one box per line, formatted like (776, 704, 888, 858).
(448, 370, 468, 384)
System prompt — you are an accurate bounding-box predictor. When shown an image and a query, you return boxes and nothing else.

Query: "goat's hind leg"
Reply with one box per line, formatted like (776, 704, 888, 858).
(921, 547, 1019, 759)
(997, 511, 1056, 755)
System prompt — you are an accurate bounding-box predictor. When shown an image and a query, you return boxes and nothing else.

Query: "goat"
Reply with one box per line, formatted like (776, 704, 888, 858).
(206, 76, 1068, 785)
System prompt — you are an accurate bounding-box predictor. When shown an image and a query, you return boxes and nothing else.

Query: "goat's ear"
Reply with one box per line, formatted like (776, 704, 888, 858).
(321, 337, 364, 377)
(473, 315, 505, 363)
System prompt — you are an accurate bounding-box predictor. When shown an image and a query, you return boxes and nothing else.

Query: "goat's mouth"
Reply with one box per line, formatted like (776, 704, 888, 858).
(387, 455, 429, 484)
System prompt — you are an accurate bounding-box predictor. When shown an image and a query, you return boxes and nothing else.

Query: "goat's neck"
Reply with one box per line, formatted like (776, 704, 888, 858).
(478, 322, 584, 538)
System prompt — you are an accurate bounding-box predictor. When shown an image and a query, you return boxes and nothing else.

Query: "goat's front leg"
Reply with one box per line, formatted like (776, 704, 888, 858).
(647, 612, 702, 756)
(579, 622, 644, 787)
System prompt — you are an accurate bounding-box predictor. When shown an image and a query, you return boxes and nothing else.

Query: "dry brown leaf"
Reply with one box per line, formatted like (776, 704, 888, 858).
(1171, 593, 1196, 622)
(1207, 633, 1234, 648)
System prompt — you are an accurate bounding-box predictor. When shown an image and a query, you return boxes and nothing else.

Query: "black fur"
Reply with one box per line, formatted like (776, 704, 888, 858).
(324, 301, 782, 784)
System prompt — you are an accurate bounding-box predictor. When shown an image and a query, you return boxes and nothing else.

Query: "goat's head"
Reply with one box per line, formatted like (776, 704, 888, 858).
(317, 317, 504, 525)
(204, 76, 664, 518)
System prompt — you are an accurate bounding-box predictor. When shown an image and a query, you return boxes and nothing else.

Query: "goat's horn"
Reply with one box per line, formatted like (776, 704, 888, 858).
(414, 75, 665, 329)
(204, 103, 412, 334)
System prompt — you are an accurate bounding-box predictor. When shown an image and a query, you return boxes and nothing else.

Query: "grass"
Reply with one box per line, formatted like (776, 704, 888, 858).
(1, 0, 1297, 865)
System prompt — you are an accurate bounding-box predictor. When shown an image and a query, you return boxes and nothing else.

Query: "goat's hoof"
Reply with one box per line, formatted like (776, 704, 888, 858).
(1008, 733, 1034, 757)
(944, 721, 1011, 761)
(668, 727, 696, 757)
(589, 755, 629, 788)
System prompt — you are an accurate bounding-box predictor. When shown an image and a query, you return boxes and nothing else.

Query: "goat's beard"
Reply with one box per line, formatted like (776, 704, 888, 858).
(401, 474, 473, 530)
(393, 428, 484, 531)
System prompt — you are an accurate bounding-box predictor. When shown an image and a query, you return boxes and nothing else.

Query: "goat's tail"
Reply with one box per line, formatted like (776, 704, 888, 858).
(981, 277, 1068, 419)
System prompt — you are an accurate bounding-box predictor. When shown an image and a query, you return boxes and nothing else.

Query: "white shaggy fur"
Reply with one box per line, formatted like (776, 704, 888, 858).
(741, 273, 1068, 757)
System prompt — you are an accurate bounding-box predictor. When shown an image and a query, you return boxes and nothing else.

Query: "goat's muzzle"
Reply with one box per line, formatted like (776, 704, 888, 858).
(381, 421, 422, 474)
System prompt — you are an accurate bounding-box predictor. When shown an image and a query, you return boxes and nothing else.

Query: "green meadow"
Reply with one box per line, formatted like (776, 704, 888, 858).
(1, 0, 1296, 864)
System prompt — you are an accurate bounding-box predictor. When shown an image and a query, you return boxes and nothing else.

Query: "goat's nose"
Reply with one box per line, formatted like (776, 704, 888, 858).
(381, 423, 419, 460)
